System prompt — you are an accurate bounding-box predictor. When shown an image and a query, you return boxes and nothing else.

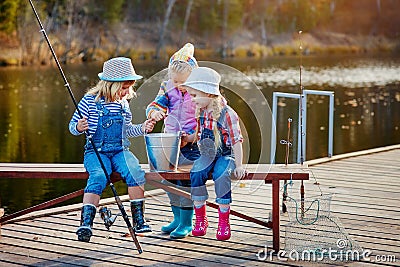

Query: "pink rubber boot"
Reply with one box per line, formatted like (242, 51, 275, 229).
(216, 207, 231, 241)
(192, 205, 208, 236)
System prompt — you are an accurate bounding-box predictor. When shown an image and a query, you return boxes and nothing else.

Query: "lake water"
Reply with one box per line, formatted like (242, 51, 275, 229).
(1, 55, 399, 214)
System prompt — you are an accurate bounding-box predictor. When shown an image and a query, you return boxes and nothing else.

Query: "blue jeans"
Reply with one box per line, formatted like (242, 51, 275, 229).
(84, 149, 145, 195)
(190, 154, 235, 204)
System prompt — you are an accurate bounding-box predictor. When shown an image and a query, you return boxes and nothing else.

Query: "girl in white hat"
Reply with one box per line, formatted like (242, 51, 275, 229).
(146, 43, 200, 239)
(69, 57, 156, 242)
(180, 67, 246, 241)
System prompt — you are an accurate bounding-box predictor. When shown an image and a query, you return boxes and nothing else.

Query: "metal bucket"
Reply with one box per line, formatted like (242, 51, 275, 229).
(144, 133, 181, 172)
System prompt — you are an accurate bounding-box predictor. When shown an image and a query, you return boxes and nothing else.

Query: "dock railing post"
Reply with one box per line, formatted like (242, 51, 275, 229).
(271, 90, 335, 163)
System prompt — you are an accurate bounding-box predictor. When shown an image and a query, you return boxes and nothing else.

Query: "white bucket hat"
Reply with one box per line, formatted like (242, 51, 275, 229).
(98, 57, 143, 81)
(181, 67, 221, 95)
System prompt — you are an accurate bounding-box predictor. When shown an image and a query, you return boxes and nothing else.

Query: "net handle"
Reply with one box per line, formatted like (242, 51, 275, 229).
(286, 196, 321, 225)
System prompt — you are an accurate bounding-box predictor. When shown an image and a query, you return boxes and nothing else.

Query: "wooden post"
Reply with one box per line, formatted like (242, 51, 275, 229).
(0, 208, 4, 237)
(271, 179, 280, 252)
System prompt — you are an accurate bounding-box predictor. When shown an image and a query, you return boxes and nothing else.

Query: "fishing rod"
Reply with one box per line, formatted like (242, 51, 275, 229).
(298, 30, 305, 165)
(298, 30, 305, 218)
(27, 0, 142, 254)
(280, 118, 292, 213)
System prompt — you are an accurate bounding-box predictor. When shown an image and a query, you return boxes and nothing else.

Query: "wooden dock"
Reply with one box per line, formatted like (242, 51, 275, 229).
(1, 145, 399, 266)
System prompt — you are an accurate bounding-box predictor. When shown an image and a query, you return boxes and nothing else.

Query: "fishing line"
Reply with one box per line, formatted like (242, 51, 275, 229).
(27, 0, 142, 253)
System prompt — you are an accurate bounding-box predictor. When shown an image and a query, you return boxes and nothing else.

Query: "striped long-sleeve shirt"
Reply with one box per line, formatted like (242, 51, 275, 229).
(69, 94, 144, 137)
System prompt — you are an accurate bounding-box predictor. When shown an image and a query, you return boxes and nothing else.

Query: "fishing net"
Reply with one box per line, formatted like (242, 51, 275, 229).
(284, 193, 363, 262)
(285, 193, 332, 225)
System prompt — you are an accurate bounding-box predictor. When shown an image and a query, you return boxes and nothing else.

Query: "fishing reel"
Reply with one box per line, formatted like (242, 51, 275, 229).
(99, 206, 120, 230)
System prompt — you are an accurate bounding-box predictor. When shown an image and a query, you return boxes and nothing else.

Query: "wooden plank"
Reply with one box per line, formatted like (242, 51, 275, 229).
(312, 174, 400, 187)
(311, 164, 400, 178)
(0, 246, 97, 267)
(0, 163, 310, 182)
(1, 222, 271, 266)
(306, 144, 400, 166)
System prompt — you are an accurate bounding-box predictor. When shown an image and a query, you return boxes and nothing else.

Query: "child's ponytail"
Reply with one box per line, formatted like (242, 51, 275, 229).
(211, 96, 223, 149)
(193, 95, 223, 149)
(194, 106, 201, 143)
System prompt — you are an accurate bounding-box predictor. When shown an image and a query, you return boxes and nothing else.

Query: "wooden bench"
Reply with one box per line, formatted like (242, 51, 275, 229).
(0, 163, 309, 251)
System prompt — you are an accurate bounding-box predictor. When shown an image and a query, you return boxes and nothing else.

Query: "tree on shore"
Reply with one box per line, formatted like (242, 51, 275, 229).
(155, 0, 176, 59)
(1, 0, 399, 65)
(178, 0, 193, 47)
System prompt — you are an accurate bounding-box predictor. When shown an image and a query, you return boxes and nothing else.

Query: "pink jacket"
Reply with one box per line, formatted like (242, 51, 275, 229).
(146, 79, 197, 134)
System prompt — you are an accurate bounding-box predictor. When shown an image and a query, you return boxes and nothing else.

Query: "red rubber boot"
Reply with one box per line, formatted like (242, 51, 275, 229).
(216, 207, 231, 241)
(192, 205, 208, 236)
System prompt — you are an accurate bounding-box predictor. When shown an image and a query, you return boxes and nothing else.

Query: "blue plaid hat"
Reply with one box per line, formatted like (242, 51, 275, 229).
(98, 57, 143, 81)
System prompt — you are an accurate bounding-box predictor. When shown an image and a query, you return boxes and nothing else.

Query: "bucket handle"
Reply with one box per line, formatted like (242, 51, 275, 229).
(144, 113, 185, 137)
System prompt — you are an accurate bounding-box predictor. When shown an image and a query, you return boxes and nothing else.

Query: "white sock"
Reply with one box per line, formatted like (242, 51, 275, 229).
(219, 206, 229, 213)
(194, 201, 205, 208)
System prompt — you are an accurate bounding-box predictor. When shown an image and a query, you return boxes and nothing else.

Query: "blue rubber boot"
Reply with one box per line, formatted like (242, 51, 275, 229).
(76, 204, 97, 242)
(161, 206, 180, 234)
(170, 207, 193, 239)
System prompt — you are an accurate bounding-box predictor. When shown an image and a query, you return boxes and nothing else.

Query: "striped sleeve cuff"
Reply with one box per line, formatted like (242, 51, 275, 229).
(126, 124, 144, 138)
(69, 121, 83, 136)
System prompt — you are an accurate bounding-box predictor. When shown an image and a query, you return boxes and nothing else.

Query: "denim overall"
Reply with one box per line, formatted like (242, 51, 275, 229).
(190, 107, 236, 205)
(83, 102, 145, 195)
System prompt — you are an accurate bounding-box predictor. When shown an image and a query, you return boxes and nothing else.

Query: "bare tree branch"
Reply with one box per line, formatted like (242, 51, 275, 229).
(155, 0, 176, 59)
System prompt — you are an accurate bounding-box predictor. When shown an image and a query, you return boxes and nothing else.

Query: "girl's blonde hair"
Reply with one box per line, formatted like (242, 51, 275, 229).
(86, 80, 136, 102)
(168, 60, 193, 78)
(194, 95, 224, 149)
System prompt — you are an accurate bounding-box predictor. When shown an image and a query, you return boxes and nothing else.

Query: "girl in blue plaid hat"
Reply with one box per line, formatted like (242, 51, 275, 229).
(146, 43, 200, 239)
(69, 57, 156, 242)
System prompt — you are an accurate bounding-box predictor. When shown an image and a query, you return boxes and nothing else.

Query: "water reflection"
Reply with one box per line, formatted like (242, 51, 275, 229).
(0, 55, 399, 214)
(248, 64, 400, 87)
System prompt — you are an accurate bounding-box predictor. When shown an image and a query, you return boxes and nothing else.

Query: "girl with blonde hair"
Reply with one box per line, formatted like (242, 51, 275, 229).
(146, 43, 200, 239)
(69, 57, 155, 242)
(181, 67, 246, 241)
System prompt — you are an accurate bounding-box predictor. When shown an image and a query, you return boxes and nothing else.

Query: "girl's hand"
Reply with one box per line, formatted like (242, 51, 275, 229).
(233, 166, 247, 179)
(180, 131, 188, 147)
(77, 116, 88, 133)
(151, 110, 166, 121)
(143, 118, 156, 133)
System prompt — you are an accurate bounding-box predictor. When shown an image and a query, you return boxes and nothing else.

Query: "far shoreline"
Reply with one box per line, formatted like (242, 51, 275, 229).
(1, 32, 399, 67)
